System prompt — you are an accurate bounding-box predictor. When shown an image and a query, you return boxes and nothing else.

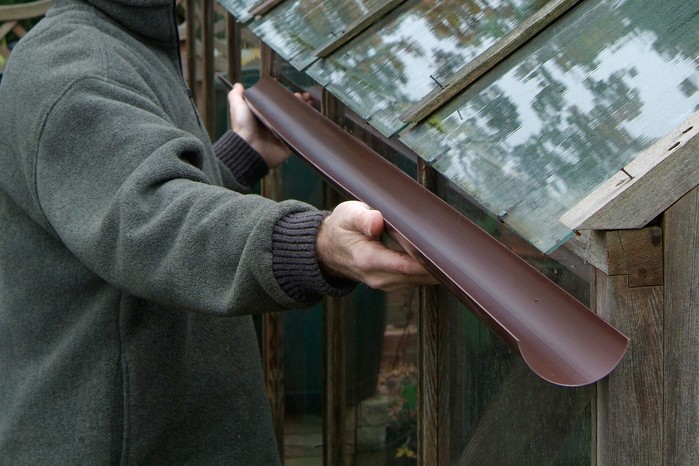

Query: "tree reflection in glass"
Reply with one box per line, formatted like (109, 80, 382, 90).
(307, 0, 550, 136)
(400, 0, 699, 252)
(250, 0, 387, 69)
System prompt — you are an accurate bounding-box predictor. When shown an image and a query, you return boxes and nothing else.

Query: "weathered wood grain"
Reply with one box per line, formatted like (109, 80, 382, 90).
(418, 158, 440, 466)
(594, 257, 664, 465)
(564, 230, 609, 274)
(605, 227, 663, 287)
(418, 284, 439, 466)
(263, 311, 286, 457)
(663, 186, 699, 465)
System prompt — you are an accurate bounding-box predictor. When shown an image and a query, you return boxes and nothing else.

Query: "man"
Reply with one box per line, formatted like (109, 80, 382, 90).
(0, 0, 435, 463)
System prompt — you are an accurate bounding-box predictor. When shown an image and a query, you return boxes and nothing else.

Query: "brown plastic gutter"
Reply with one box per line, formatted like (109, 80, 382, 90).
(243, 75, 629, 387)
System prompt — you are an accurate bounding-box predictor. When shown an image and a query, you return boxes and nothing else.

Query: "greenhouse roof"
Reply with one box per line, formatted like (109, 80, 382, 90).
(218, 0, 699, 253)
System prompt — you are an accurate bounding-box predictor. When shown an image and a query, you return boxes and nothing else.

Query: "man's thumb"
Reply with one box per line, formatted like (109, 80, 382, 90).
(359, 209, 384, 239)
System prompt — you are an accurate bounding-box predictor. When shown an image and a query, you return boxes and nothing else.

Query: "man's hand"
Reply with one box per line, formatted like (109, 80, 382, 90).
(227, 83, 291, 168)
(227, 83, 313, 169)
(317, 201, 438, 291)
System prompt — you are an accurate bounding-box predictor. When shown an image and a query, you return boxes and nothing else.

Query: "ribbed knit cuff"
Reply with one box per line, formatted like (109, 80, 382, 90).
(214, 130, 269, 187)
(272, 211, 357, 301)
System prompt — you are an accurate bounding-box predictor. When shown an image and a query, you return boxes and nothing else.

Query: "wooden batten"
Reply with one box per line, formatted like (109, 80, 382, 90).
(258, 44, 286, 458)
(561, 111, 699, 231)
(321, 90, 348, 466)
(248, 0, 284, 18)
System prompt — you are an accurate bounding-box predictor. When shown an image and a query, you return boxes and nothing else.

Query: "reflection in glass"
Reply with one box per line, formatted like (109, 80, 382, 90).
(400, 0, 699, 252)
(437, 179, 592, 464)
(346, 286, 420, 466)
(307, 0, 552, 136)
(217, 0, 260, 23)
(249, 0, 388, 70)
(280, 160, 325, 466)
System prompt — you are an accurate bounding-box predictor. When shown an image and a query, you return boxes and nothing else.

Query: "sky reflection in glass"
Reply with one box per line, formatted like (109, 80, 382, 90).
(400, 0, 699, 252)
(307, 0, 551, 136)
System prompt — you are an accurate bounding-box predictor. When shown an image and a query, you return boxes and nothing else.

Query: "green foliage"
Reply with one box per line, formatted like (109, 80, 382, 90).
(401, 383, 417, 412)
(382, 365, 418, 465)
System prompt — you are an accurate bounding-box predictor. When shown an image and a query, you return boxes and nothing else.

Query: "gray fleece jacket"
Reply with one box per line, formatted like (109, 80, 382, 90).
(0, 0, 350, 463)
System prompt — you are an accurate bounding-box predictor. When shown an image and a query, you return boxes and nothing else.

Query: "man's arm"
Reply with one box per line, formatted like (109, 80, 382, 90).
(227, 85, 438, 292)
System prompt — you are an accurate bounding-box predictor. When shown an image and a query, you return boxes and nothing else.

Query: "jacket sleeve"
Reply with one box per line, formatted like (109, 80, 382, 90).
(33, 76, 320, 316)
(210, 130, 357, 300)
(213, 130, 269, 190)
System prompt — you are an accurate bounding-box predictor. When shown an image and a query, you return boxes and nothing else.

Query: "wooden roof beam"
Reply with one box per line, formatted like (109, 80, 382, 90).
(561, 111, 699, 231)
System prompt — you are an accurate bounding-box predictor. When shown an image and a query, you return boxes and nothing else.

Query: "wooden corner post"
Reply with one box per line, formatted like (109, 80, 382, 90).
(594, 184, 699, 464)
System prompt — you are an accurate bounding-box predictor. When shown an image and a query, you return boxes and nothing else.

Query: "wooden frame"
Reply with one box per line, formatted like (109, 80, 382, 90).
(248, 0, 284, 17)
(593, 185, 698, 464)
(320, 90, 348, 466)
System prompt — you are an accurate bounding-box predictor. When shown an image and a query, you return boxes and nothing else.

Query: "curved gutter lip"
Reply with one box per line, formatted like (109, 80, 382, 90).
(244, 75, 629, 387)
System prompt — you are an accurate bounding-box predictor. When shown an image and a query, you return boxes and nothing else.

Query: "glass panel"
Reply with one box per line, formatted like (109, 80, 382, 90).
(306, 0, 553, 137)
(436, 179, 592, 465)
(283, 306, 324, 466)
(400, 0, 699, 252)
(280, 161, 325, 466)
(272, 60, 326, 466)
(217, 0, 261, 23)
(446, 303, 592, 465)
(249, 0, 389, 70)
(345, 285, 420, 465)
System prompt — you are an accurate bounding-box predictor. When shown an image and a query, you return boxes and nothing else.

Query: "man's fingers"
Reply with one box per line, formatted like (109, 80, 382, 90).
(354, 242, 438, 290)
(227, 83, 246, 109)
(318, 200, 437, 290)
(293, 91, 314, 106)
